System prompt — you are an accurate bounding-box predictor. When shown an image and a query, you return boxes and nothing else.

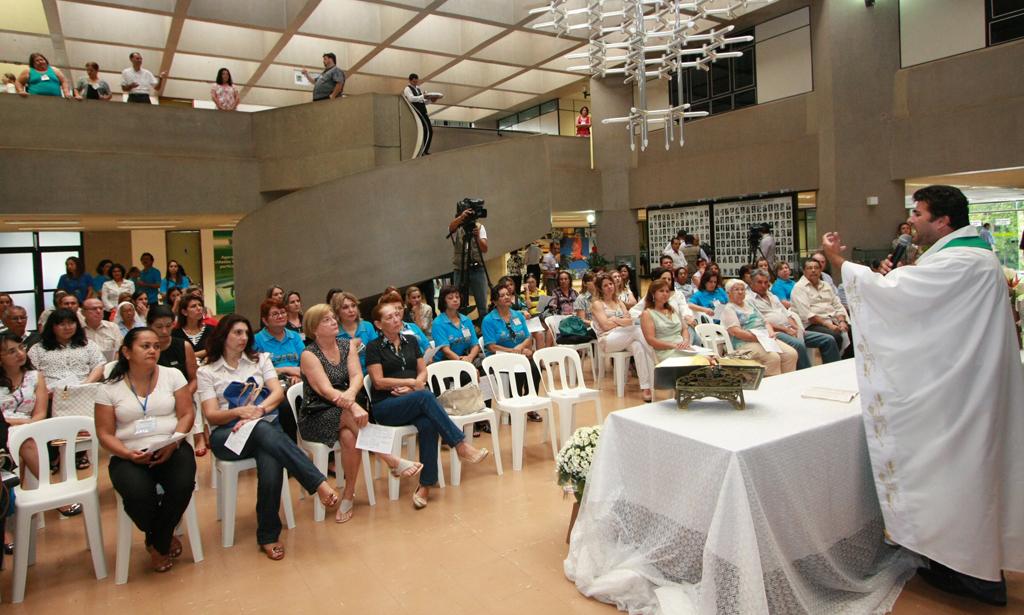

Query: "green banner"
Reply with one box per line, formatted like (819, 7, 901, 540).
(213, 230, 235, 314)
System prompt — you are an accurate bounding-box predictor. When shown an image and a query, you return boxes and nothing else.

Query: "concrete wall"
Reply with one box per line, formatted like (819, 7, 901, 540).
(232, 135, 592, 317)
(429, 126, 530, 154)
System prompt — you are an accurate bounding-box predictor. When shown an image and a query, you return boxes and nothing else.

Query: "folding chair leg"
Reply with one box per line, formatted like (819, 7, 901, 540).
(489, 415, 503, 475)
(594, 397, 604, 426)
(83, 492, 108, 580)
(545, 407, 559, 459)
(184, 495, 204, 563)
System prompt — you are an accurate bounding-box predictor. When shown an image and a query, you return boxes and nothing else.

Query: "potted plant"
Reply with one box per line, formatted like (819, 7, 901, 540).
(556, 425, 601, 542)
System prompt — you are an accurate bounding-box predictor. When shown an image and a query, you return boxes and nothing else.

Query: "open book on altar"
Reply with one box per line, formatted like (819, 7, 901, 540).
(653, 355, 765, 390)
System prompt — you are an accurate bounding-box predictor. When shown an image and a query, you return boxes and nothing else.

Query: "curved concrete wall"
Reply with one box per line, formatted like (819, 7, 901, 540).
(232, 135, 594, 316)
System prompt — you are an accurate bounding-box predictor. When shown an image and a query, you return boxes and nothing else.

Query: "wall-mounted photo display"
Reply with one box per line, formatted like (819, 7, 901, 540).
(646, 204, 711, 270)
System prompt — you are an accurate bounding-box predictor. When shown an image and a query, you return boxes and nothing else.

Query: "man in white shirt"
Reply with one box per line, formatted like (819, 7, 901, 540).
(662, 236, 687, 270)
(82, 298, 122, 361)
(791, 258, 852, 358)
(403, 73, 432, 155)
(748, 269, 839, 369)
(121, 51, 167, 103)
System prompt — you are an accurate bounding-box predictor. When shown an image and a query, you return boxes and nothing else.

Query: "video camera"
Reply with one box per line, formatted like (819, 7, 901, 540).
(748, 222, 772, 247)
(457, 197, 487, 229)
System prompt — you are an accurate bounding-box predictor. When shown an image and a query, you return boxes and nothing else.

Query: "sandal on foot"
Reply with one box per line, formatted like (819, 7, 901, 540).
(168, 536, 183, 559)
(260, 543, 285, 561)
(58, 503, 83, 518)
(527, 411, 543, 422)
(147, 546, 174, 572)
(335, 499, 354, 524)
(390, 458, 423, 479)
(412, 490, 428, 510)
(458, 448, 489, 464)
(76, 455, 91, 470)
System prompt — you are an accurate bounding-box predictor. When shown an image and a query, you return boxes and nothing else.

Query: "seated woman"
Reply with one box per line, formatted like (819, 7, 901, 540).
(522, 274, 542, 316)
(172, 295, 211, 362)
(131, 290, 150, 324)
(613, 270, 637, 308)
(573, 272, 597, 331)
(367, 302, 488, 510)
(253, 299, 306, 442)
(640, 279, 694, 362)
(689, 272, 727, 316)
(403, 286, 434, 337)
(284, 291, 303, 334)
(550, 271, 578, 316)
(482, 284, 545, 421)
(198, 315, 339, 560)
(115, 301, 143, 336)
(94, 328, 196, 574)
(720, 279, 798, 376)
(431, 286, 481, 366)
(299, 304, 417, 523)
(1, 332, 48, 548)
(379, 290, 431, 354)
(333, 291, 378, 371)
(618, 264, 637, 302)
(591, 272, 654, 402)
(147, 306, 205, 457)
(27, 308, 106, 389)
(165, 287, 183, 314)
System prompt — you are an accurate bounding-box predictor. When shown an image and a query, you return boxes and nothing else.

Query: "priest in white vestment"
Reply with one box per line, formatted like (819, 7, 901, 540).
(821, 185, 1024, 607)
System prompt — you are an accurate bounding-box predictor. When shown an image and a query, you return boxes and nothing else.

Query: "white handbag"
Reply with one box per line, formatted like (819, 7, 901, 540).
(51, 383, 101, 418)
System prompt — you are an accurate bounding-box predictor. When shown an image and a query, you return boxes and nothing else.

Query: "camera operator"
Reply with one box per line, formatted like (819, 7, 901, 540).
(748, 223, 775, 266)
(449, 205, 489, 323)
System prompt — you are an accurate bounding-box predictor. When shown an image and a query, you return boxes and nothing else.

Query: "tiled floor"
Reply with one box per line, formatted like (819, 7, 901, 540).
(2, 371, 1019, 613)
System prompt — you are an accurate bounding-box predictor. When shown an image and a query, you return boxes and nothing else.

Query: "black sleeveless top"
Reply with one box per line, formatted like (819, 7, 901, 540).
(158, 337, 190, 380)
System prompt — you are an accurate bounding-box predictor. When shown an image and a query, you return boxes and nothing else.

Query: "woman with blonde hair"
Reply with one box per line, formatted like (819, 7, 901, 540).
(332, 291, 377, 371)
(403, 286, 434, 336)
(591, 272, 654, 401)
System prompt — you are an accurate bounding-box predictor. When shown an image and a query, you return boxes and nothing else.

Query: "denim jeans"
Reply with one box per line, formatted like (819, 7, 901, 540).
(807, 323, 853, 359)
(108, 442, 196, 555)
(371, 390, 466, 487)
(453, 266, 490, 323)
(776, 331, 841, 370)
(209, 420, 325, 545)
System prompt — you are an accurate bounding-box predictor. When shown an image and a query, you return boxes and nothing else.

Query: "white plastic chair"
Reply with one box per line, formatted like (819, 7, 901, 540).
(286, 383, 375, 521)
(544, 314, 597, 383)
(696, 323, 734, 357)
(482, 353, 557, 471)
(426, 360, 502, 485)
(8, 416, 107, 603)
(594, 340, 632, 398)
(114, 486, 203, 584)
(695, 312, 714, 325)
(533, 347, 604, 447)
(213, 452, 296, 547)
(362, 375, 443, 500)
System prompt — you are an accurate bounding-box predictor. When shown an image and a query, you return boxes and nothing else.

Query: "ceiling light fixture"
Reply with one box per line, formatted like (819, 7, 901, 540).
(531, 0, 775, 151)
(4, 220, 81, 225)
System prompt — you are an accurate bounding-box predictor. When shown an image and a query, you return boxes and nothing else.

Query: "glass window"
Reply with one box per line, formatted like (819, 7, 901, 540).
(732, 47, 755, 89)
(498, 116, 515, 129)
(710, 62, 730, 97)
(990, 12, 1024, 44)
(540, 99, 558, 114)
(0, 253, 34, 291)
(689, 69, 709, 101)
(38, 232, 82, 247)
(734, 89, 757, 109)
(41, 251, 78, 291)
(688, 101, 710, 118)
(0, 233, 34, 248)
(518, 106, 540, 122)
(711, 96, 733, 115)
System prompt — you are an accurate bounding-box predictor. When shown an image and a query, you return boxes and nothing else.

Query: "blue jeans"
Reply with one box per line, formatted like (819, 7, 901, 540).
(454, 266, 490, 322)
(776, 331, 841, 370)
(371, 390, 466, 487)
(209, 420, 325, 545)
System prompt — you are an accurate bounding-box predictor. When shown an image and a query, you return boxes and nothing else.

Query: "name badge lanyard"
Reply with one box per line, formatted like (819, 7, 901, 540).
(128, 378, 151, 417)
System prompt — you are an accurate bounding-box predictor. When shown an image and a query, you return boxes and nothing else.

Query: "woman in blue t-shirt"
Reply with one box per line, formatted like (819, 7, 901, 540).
(432, 286, 480, 365)
(92, 259, 112, 296)
(689, 272, 728, 311)
(57, 256, 93, 303)
(162, 260, 191, 297)
(481, 285, 543, 421)
(333, 291, 377, 370)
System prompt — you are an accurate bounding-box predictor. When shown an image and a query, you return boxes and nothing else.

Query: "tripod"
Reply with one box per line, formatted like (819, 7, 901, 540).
(452, 223, 492, 320)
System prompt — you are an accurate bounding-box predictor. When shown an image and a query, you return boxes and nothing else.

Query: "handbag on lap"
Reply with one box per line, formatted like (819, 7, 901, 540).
(437, 384, 486, 416)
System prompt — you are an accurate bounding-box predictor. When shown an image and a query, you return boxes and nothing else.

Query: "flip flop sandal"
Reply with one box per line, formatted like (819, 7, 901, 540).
(168, 536, 183, 559)
(335, 499, 354, 524)
(390, 459, 423, 479)
(458, 448, 490, 464)
(412, 490, 428, 510)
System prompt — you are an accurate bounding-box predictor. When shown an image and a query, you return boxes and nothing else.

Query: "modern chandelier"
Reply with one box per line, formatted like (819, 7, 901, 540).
(530, 0, 776, 151)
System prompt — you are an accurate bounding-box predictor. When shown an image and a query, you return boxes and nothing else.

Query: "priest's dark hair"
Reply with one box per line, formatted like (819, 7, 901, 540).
(912, 185, 970, 229)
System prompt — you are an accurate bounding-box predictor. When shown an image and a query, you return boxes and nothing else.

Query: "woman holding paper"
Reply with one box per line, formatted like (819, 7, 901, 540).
(198, 315, 339, 560)
(300, 304, 418, 523)
(720, 279, 797, 376)
(640, 279, 694, 362)
(94, 328, 196, 574)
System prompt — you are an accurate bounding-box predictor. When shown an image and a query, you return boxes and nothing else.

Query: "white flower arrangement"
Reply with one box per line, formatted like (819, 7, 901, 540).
(556, 425, 602, 502)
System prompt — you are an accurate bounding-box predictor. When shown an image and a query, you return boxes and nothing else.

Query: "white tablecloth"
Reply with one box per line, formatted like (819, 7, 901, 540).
(564, 360, 919, 614)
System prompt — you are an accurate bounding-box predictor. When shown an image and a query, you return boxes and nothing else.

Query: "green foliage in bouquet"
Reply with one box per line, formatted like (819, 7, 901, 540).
(556, 425, 602, 503)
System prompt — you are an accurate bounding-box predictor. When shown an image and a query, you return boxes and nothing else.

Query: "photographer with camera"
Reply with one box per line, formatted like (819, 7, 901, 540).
(748, 223, 776, 266)
(448, 199, 489, 323)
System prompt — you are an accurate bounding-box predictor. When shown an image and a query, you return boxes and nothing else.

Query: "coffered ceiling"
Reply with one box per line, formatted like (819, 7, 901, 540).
(1, 0, 760, 121)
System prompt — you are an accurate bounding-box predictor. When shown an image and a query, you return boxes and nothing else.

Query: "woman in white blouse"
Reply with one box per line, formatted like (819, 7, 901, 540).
(591, 272, 654, 402)
(27, 308, 105, 389)
(95, 328, 195, 574)
(101, 263, 135, 313)
(198, 315, 339, 561)
(0, 332, 47, 491)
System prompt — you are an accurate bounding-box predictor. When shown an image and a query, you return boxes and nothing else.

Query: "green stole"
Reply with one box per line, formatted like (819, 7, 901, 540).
(936, 236, 992, 252)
